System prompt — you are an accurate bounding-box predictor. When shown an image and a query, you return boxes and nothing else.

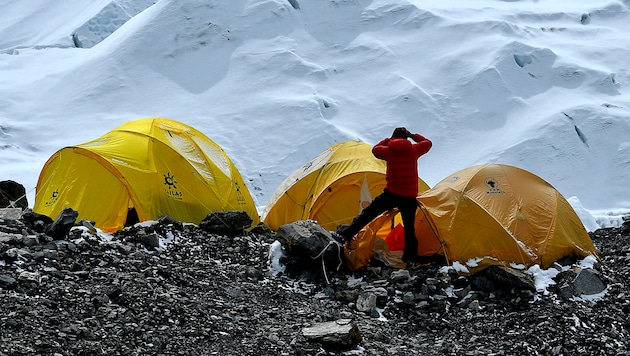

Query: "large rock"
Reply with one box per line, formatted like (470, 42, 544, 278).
(199, 211, 253, 234)
(472, 265, 536, 291)
(0, 180, 28, 209)
(302, 319, 362, 351)
(46, 208, 79, 240)
(276, 220, 336, 258)
(21, 210, 54, 233)
(275, 220, 345, 281)
(0, 274, 17, 289)
(0, 209, 627, 354)
(553, 268, 606, 299)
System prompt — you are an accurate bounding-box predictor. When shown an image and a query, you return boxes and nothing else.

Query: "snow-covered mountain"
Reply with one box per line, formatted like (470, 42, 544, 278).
(1, 0, 629, 229)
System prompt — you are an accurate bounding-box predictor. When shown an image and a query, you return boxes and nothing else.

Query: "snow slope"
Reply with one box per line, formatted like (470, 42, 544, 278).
(1, 0, 629, 228)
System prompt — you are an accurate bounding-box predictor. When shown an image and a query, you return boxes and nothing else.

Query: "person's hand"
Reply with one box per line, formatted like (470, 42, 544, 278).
(405, 128, 412, 137)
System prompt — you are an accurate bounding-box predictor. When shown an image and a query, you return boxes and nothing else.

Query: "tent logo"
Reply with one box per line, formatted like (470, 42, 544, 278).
(163, 172, 183, 200)
(44, 189, 59, 207)
(234, 180, 247, 205)
(446, 176, 460, 183)
(484, 177, 505, 194)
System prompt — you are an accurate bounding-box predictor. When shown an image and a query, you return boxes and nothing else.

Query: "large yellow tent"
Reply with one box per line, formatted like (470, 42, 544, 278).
(261, 140, 430, 232)
(34, 118, 260, 232)
(346, 164, 598, 273)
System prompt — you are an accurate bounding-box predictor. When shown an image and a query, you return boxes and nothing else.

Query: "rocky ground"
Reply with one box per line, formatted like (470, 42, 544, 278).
(1, 210, 629, 356)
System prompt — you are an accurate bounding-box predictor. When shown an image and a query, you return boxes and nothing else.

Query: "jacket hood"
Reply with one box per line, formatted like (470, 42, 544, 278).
(388, 137, 412, 153)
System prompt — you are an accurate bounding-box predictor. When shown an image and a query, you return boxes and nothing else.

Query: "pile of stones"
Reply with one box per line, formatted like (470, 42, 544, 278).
(0, 203, 628, 355)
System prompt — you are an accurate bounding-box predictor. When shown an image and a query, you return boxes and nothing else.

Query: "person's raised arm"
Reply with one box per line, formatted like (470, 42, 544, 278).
(407, 130, 432, 154)
(372, 137, 391, 158)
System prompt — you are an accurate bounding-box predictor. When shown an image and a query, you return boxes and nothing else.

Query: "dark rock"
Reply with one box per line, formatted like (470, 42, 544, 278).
(157, 215, 183, 230)
(276, 220, 339, 260)
(22, 235, 39, 247)
(5, 319, 22, 329)
(199, 211, 253, 234)
(552, 268, 606, 299)
(105, 286, 122, 301)
(0, 211, 628, 355)
(472, 265, 536, 292)
(244, 266, 264, 281)
(0, 274, 17, 288)
(335, 289, 359, 303)
(139, 232, 160, 248)
(0, 232, 21, 245)
(571, 268, 606, 295)
(275, 220, 344, 281)
(21, 210, 53, 233)
(0, 180, 28, 209)
(45, 208, 79, 240)
(356, 292, 377, 313)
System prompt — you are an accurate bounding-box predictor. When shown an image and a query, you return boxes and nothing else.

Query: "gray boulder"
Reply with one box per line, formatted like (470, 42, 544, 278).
(275, 220, 344, 281)
(302, 319, 362, 351)
(553, 267, 606, 299)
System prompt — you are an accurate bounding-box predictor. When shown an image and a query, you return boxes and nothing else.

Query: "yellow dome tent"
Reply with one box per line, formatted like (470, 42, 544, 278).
(346, 164, 598, 273)
(34, 118, 260, 232)
(261, 140, 430, 232)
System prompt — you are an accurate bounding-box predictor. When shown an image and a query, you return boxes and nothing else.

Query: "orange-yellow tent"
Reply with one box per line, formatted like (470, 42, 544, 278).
(346, 164, 598, 273)
(262, 140, 430, 232)
(34, 118, 260, 232)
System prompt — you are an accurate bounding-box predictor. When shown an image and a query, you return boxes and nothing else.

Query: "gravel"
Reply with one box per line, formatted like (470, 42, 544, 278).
(1, 213, 629, 356)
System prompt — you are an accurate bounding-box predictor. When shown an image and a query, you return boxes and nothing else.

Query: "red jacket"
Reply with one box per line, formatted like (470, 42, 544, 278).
(372, 133, 432, 197)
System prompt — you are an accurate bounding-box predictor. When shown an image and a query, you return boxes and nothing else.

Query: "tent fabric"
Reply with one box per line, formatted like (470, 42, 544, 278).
(34, 118, 260, 232)
(344, 210, 406, 271)
(346, 164, 598, 274)
(261, 140, 430, 232)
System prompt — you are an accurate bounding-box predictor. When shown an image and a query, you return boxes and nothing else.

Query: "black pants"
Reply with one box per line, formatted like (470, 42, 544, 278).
(338, 189, 419, 261)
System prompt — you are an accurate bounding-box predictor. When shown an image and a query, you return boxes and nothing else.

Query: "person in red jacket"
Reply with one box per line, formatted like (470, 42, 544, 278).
(332, 127, 432, 265)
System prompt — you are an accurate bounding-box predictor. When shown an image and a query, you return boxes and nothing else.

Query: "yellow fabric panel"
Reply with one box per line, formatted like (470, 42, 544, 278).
(418, 164, 597, 273)
(445, 194, 533, 272)
(310, 172, 386, 231)
(416, 185, 528, 273)
(262, 141, 385, 231)
(262, 140, 430, 231)
(128, 142, 210, 224)
(262, 143, 337, 227)
(34, 118, 260, 232)
(461, 165, 541, 252)
(539, 190, 597, 267)
(259, 158, 325, 231)
(34, 148, 130, 232)
(110, 118, 259, 227)
(415, 205, 441, 256)
(348, 163, 598, 273)
(81, 132, 154, 171)
(344, 208, 439, 271)
(345, 210, 397, 271)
